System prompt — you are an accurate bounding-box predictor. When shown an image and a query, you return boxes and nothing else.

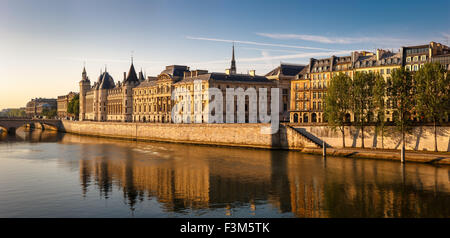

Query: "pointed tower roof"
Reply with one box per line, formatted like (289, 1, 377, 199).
(80, 66, 90, 83)
(138, 68, 145, 81)
(124, 61, 139, 83)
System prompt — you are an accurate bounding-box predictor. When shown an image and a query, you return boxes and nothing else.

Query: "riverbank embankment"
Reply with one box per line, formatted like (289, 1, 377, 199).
(58, 120, 450, 165)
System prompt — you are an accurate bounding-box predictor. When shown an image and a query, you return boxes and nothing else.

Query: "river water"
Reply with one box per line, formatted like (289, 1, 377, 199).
(0, 128, 449, 218)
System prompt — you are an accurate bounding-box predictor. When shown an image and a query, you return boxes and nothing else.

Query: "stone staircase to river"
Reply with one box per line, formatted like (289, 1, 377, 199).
(285, 125, 331, 149)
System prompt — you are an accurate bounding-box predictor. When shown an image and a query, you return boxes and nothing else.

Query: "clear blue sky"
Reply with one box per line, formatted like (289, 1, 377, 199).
(1, 0, 449, 109)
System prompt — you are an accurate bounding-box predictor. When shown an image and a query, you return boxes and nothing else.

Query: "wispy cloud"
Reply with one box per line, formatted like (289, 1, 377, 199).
(240, 47, 304, 54)
(188, 50, 353, 66)
(185, 36, 334, 51)
(256, 32, 416, 46)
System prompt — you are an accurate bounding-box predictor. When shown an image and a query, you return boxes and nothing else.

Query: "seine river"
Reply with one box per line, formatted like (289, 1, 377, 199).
(0, 128, 449, 218)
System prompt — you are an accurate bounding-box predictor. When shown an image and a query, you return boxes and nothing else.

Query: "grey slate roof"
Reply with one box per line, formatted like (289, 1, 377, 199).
(265, 64, 306, 76)
(160, 65, 190, 77)
(175, 72, 274, 85)
(99, 72, 115, 89)
(124, 63, 139, 83)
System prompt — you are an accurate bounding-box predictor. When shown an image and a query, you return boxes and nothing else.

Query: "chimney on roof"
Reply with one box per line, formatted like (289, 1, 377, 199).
(249, 70, 256, 76)
(376, 49, 382, 61)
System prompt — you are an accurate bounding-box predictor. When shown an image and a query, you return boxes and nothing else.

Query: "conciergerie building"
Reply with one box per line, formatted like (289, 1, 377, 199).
(79, 46, 293, 123)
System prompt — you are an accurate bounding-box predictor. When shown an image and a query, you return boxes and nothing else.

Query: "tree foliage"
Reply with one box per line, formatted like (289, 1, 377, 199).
(41, 108, 57, 118)
(414, 62, 450, 151)
(387, 68, 414, 155)
(373, 74, 387, 148)
(325, 73, 352, 147)
(7, 109, 26, 117)
(67, 94, 80, 117)
(350, 71, 377, 148)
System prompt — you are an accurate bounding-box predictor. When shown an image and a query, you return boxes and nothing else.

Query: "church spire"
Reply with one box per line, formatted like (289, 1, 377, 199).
(230, 43, 236, 74)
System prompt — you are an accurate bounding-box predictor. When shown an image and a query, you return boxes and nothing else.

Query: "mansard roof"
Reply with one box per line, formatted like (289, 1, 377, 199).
(211, 73, 273, 83)
(134, 76, 160, 88)
(354, 51, 402, 68)
(135, 79, 157, 88)
(160, 65, 190, 77)
(265, 63, 306, 76)
(175, 72, 273, 85)
(295, 66, 309, 78)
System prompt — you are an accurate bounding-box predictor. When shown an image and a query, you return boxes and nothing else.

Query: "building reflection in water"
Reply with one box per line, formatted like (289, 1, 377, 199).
(24, 132, 450, 217)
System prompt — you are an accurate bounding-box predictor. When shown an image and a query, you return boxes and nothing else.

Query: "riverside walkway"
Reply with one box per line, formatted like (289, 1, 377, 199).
(302, 147, 450, 165)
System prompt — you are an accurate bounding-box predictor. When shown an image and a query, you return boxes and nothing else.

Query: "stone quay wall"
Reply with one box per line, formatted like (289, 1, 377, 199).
(59, 120, 319, 150)
(291, 124, 450, 152)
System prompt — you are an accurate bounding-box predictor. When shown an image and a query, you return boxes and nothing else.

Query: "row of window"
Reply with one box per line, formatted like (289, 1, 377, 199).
(405, 64, 424, 71)
(312, 66, 330, 73)
(406, 55, 427, 62)
(294, 81, 329, 94)
(405, 48, 427, 55)
(294, 101, 326, 110)
(312, 73, 328, 80)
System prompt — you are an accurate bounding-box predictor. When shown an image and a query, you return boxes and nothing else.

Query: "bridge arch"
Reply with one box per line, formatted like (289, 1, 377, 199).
(0, 119, 61, 134)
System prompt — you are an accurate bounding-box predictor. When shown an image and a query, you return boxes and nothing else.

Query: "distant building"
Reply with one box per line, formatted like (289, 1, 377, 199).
(57, 92, 78, 119)
(25, 98, 57, 118)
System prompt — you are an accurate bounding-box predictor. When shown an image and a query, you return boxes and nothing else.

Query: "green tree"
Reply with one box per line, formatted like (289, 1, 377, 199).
(42, 108, 57, 118)
(373, 74, 387, 149)
(350, 71, 376, 148)
(7, 108, 26, 117)
(67, 94, 80, 118)
(325, 73, 352, 148)
(388, 68, 414, 161)
(414, 62, 450, 152)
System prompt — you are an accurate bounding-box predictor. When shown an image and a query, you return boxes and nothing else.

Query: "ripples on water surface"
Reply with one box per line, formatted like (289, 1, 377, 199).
(0, 128, 449, 218)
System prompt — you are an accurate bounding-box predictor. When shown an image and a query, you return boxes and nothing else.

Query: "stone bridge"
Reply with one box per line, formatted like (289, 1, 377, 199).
(0, 118, 62, 134)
